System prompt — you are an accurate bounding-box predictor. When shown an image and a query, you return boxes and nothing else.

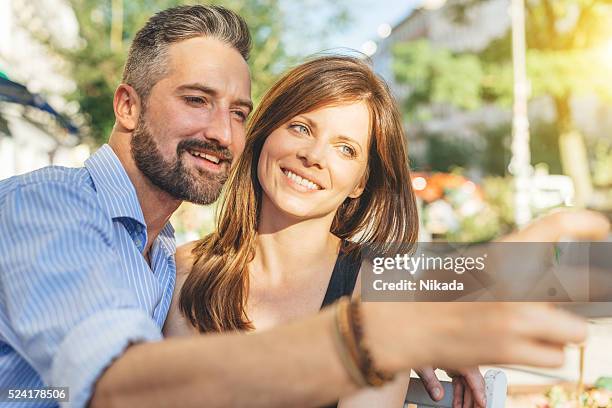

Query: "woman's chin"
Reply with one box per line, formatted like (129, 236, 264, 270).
(270, 201, 326, 222)
(261, 193, 336, 223)
(275, 205, 315, 220)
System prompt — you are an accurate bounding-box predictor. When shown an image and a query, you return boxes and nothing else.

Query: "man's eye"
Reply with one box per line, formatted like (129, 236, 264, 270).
(184, 96, 207, 106)
(290, 124, 310, 135)
(232, 110, 247, 122)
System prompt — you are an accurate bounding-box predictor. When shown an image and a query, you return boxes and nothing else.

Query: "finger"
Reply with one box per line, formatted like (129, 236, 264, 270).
(514, 304, 587, 345)
(453, 377, 464, 408)
(461, 368, 486, 407)
(463, 382, 474, 408)
(500, 340, 566, 368)
(509, 210, 610, 242)
(554, 210, 610, 240)
(416, 366, 444, 401)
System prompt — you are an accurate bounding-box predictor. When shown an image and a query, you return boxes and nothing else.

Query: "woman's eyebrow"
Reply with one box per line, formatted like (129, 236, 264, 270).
(295, 115, 363, 152)
(294, 115, 318, 130)
(336, 135, 363, 153)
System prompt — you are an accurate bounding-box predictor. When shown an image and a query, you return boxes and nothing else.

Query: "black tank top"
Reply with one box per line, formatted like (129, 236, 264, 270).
(319, 247, 361, 309)
(319, 246, 361, 408)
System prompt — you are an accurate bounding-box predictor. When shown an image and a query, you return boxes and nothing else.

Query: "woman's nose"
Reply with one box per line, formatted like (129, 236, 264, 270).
(297, 141, 327, 168)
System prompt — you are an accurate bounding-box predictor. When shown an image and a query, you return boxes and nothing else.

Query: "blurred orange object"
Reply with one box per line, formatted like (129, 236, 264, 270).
(411, 172, 472, 203)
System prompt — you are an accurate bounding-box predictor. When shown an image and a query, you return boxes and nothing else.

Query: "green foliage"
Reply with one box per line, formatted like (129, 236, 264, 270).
(592, 139, 612, 187)
(68, 45, 125, 144)
(527, 48, 612, 102)
(480, 176, 515, 230)
(393, 38, 612, 119)
(445, 206, 503, 242)
(480, 123, 511, 176)
(65, 0, 183, 144)
(393, 40, 485, 120)
(392, 0, 612, 192)
(420, 121, 563, 176)
(530, 120, 563, 174)
(424, 131, 485, 172)
(419, 124, 509, 176)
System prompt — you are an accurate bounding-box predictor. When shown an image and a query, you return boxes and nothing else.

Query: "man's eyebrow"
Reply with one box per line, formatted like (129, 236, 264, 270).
(235, 98, 253, 112)
(177, 83, 253, 112)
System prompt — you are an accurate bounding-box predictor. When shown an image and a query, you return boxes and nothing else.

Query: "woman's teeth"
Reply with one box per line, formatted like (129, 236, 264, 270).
(283, 169, 321, 190)
(189, 150, 220, 164)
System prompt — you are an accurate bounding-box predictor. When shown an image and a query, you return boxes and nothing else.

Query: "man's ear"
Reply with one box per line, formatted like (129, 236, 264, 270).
(113, 84, 142, 131)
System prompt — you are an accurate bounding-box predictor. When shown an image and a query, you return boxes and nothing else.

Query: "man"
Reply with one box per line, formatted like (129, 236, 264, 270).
(0, 5, 603, 408)
(0, 6, 250, 407)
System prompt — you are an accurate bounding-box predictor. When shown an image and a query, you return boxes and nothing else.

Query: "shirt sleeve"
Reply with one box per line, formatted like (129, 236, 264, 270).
(0, 180, 162, 408)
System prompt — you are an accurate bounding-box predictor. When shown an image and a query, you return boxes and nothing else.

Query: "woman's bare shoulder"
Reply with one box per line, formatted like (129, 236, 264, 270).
(175, 241, 199, 278)
(164, 240, 200, 337)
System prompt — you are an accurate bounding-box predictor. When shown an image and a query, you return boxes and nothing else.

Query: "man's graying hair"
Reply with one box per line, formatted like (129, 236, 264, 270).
(122, 4, 251, 105)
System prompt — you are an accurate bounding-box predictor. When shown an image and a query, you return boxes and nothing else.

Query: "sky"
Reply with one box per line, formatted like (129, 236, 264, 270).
(282, 0, 419, 57)
(325, 0, 417, 51)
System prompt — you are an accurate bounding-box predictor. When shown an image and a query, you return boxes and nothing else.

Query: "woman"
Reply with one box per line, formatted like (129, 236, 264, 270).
(163, 55, 478, 407)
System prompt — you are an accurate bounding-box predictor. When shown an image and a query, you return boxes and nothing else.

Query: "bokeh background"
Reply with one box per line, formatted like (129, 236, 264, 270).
(1, 1, 612, 405)
(1, 0, 611, 245)
(2, 0, 612, 241)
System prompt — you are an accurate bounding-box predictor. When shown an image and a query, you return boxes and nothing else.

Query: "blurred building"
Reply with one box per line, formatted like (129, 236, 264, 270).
(372, 0, 612, 208)
(372, 0, 512, 168)
(0, 0, 88, 180)
(373, 0, 510, 90)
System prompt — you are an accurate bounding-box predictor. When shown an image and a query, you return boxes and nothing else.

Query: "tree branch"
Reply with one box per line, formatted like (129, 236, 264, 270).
(525, 0, 544, 49)
(540, 0, 559, 49)
(567, 0, 598, 49)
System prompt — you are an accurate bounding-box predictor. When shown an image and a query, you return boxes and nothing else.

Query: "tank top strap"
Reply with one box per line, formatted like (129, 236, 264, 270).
(320, 242, 362, 309)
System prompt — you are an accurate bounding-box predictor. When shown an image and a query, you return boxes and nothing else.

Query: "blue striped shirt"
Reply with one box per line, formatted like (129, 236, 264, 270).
(0, 144, 176, 407)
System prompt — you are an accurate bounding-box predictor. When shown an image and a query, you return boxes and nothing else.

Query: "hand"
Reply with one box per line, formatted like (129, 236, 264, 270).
(501, 209, 610, 242)
(415, 366, 486, 408)
(363, 302, 587, 374)
(360, 210, 600, 381)
(446, 367, 486, 408)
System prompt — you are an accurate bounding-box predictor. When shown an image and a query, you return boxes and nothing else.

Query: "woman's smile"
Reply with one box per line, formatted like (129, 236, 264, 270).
(281, 167, 323, 192)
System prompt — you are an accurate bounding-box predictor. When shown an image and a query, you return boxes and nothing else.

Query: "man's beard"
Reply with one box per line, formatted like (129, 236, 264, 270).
(130, 117, 232, 205)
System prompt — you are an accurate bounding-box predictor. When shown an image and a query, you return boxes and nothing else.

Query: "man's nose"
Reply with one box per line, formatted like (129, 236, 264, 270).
(205, 106, 232, 147)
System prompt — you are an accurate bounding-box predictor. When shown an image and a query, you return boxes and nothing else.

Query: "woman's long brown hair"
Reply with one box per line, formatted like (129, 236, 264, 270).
(180, 55, 419, 332)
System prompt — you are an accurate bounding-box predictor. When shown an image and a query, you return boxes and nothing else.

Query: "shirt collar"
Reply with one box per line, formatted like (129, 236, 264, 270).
(157, 222, 177, 257)
(85, 144, 146, 225)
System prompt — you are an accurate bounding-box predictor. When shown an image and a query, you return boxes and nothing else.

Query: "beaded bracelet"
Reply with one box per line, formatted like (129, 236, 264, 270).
(332, 297, 368, 387)
(332, 296, 395, 388)
(347, 297, 395, 386)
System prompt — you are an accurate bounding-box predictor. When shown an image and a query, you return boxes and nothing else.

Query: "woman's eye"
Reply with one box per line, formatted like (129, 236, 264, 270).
(290, 124, 310, 135)
(184, 96, 207, 106)
(339, 144, 356, 157)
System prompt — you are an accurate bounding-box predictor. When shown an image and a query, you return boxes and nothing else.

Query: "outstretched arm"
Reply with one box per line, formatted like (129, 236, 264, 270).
(94, 308, 359, 407)
(93, 300, 588, 408)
